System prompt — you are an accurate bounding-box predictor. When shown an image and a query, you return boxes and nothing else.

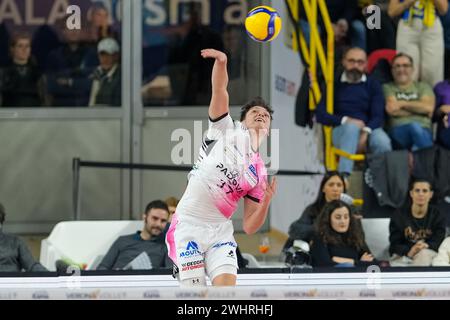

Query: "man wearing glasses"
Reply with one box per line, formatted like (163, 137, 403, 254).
(383, 52, 435, 150)
(316, 47, 392, 180)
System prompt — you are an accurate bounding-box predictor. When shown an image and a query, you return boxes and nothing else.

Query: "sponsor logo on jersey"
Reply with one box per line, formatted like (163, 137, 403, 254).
(186, 241, 199, 251)
(181, 259, 205, 272)
(179, 241, 201, 258)
(244, 171, 257, 187)
(212, 241, 237, 249)
(227, 250, 235, 259)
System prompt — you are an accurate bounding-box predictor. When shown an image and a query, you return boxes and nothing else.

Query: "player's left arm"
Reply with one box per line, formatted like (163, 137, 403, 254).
(242, 177, 277, 235)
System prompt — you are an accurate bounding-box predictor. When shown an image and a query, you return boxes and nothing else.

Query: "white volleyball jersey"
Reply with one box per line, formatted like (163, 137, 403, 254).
(176, 113, 268, 223)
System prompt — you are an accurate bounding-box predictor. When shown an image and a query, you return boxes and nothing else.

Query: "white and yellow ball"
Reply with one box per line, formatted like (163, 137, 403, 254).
(245, 6, 282, 42)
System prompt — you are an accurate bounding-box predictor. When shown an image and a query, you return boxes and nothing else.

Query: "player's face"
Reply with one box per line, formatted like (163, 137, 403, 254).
(144, 208, 169, 237)
(330, 206, 350, 233)
(244, 106, 271, 134)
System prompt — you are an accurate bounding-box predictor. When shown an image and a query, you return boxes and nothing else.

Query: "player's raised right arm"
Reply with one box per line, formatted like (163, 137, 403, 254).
(201, 49, 229, 120)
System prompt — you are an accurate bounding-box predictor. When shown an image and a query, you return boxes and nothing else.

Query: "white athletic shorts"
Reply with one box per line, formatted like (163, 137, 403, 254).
(166, 213, 239, 281)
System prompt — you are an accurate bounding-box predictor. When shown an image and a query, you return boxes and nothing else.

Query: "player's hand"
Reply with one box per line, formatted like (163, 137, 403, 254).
(357, 131, 368, 154)
(200, 49, 227, 63)
(346, 117, 365, 129)
(262, 177, 277, 204)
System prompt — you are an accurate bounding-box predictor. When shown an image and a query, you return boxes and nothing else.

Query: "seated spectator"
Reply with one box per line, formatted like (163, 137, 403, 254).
(88, 37, 121, 107)
(45, 24, 97, 106)
(31, 25, 61, 70)
(384, 53, 435, 151)
(431, 237, 450, 266)
(0, 203, 47, 272)
(286, 171, 357, 247)
(388, 0, 448, 87)
(434, 78, 450, 149)
(310, 200, 376, 267)
(164, 196, 179, 223)
(316, 47, 392, 178)
(389, 178, 446, 266)
(97, 200, 171, 270)
(1, 33, 43, 107)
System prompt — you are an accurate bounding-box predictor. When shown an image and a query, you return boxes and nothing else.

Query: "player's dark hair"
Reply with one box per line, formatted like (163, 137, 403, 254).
(240, 97, 274, 121)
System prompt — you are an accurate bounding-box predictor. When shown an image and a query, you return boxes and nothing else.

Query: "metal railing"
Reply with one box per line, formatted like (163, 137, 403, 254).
(72, 158, 323, 220)
(290, 0, 366, 172)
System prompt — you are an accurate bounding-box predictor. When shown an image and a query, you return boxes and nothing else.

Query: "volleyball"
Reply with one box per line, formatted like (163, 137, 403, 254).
(245, 6, 282, 42)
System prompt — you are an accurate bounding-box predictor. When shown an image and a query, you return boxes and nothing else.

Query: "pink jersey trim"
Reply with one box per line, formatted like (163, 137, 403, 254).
(165, 213, 179, 264)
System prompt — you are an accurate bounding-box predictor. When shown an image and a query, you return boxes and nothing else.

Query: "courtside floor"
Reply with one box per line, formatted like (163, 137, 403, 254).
(1, 270, 450, 299)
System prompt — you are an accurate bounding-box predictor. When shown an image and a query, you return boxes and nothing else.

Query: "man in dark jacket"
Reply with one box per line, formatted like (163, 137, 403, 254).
(316, 47, 392, 177)
(389, 179, 446, 266)
(97, 200, 171, 270)
(1, 33, 43, 107)
(88, 37, 121, 107)
(0, 203, 47, 272)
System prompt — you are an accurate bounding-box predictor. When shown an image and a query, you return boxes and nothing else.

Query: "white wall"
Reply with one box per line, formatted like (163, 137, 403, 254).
(269, 0, 324, 234)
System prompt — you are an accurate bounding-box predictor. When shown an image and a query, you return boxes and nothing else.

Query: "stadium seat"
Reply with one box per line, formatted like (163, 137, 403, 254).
(241, 253, 262, 268)
(367, 49, 397, 74)
(361, 218, 391, 261)
(40, 220, 143, 271)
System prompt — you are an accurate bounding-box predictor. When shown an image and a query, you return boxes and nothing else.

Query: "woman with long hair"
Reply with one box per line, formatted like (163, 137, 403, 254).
(310, 200, 375, 267)
(286, 171, 352, 247)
